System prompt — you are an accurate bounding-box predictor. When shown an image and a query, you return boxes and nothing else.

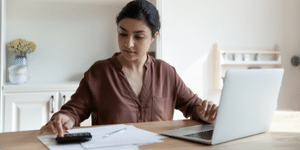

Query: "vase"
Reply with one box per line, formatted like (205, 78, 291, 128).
(8, 56, 30, 84)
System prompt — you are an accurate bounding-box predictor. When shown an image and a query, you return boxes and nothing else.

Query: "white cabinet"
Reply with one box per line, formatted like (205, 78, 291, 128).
(3, 92, 58, 132)
(3, 89, 91, 132)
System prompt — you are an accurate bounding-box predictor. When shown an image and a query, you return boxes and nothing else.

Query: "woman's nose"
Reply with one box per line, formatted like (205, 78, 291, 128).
(125, 37, 134, 48)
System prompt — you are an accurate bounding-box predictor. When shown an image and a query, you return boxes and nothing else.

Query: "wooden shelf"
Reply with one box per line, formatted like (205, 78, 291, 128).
(214, 44, 282, 89)
(221, 60, 281, 65)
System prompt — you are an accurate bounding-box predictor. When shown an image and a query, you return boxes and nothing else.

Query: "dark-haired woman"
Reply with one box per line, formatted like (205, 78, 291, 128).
(39, 0, 218, 138)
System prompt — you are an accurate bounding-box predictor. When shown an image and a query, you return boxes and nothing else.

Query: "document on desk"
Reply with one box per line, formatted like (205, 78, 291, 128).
(37, 124, 165, 150)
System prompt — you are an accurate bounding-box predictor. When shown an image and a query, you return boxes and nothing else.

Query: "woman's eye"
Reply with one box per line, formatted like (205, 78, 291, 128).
(119, 33, 127, 37)
(135, 36, 144, 40)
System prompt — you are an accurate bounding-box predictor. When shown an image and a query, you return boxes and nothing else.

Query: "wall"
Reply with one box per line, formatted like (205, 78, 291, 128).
(6, 0, 123, 83)
(278, 0, 300, 110)
(162, 0, 300, 116)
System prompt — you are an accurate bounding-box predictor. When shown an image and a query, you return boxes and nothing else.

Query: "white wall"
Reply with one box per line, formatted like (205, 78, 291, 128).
(6, 0, 123, 83)
(162, 0, 300, 112)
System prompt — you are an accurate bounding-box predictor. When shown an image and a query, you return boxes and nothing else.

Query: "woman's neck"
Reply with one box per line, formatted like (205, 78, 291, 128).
(117, 54, 147, 72)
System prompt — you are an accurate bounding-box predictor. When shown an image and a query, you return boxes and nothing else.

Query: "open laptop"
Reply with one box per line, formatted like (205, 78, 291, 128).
(160, 69, 284, 145)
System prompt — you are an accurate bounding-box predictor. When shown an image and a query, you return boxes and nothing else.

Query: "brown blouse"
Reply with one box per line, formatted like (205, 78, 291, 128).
(55, 53, 203, 127)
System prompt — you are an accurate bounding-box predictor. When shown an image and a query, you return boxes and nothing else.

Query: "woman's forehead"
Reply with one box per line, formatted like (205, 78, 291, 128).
(118, 18, 151, 33)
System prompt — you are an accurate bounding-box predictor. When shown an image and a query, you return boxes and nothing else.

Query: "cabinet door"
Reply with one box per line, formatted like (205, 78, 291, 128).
(3, 92, 58, 132)
(60, 91, 91, 126)
(59, 91, 75, 109)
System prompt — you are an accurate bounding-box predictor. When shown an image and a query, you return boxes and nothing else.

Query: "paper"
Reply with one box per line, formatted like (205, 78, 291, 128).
(37, 134, 138, 150)
(68, 124, 165, 149)
(37, 124, 165, 150)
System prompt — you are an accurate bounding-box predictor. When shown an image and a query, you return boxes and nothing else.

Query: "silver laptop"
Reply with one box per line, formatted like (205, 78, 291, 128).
(160, 69, 284, 145)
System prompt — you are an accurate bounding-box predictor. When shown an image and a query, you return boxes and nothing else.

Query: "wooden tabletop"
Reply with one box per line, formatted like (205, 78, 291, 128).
(0, 111, 300, 150)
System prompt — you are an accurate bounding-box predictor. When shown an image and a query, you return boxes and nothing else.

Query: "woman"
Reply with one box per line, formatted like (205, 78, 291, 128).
(39, 0, 218, 138)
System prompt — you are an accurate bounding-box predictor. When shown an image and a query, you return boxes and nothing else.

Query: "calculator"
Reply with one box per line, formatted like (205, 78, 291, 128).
(55, 132, 92, 144)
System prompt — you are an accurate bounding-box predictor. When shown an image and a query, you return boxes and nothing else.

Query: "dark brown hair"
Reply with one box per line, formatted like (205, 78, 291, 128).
(116, 0, 160, 37)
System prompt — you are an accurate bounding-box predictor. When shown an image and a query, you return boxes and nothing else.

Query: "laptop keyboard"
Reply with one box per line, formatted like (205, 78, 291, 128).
(199, 124, 214, 130)
(184, 130, 213, 140)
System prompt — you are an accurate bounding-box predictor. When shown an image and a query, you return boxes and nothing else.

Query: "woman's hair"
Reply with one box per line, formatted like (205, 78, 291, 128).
(116, 0, 160, 37)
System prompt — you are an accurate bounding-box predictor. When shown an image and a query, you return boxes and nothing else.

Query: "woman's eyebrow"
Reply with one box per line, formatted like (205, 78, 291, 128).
(119, 26, 145, 33)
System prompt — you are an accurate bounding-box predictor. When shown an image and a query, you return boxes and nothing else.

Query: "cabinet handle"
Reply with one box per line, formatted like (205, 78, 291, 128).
(50, 96, 54, 113)
(62, 95, 66, 106)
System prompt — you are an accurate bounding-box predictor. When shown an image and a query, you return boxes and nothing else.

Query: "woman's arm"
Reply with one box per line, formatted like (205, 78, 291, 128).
(39, 74, 94, 137)
(173, 68, 217, 123)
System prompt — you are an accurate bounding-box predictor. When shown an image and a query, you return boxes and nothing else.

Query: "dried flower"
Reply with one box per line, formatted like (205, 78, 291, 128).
(6, 39, 36, 57)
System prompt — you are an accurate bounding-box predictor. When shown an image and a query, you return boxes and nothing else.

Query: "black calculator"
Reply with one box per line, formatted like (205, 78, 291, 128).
(55, 132, 92, 144)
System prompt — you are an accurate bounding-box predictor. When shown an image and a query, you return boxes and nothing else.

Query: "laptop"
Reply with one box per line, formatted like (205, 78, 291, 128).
(160, 69, 284, 145)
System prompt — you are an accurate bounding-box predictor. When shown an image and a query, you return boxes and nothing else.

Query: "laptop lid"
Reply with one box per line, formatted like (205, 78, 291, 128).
(211, 69, 284, 145)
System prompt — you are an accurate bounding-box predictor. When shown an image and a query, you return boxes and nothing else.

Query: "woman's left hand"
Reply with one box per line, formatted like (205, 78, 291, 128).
(196, 100, 218, 124)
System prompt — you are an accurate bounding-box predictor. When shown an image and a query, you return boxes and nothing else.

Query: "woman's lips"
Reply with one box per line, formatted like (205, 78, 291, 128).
(124, 50, 136, 53)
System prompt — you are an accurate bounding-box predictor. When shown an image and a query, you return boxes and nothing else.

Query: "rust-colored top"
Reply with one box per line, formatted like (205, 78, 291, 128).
(56, 53, 203, 126)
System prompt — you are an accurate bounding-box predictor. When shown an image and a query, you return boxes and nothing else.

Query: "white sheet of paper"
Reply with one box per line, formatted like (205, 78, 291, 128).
(68, 124, 165, 149)
(37, 135, 83, 150)
(37, 134, 138, 150)
(37, 124, 165, 149)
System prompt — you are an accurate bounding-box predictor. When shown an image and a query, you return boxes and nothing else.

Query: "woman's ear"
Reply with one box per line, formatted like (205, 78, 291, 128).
(151, 31, 159, 43)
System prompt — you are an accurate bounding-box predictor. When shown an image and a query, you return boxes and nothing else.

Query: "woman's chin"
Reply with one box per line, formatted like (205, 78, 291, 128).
(122, 53, 137, 62)
(122, 51, 136, 58)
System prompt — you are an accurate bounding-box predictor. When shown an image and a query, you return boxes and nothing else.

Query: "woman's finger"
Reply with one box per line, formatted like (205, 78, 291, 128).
(63, 120, 74, 131)
(209, 104, 217, 119)
(55, 118, 65, 138)
(49, 121, 57, 134)
(199, 100, 208, 114)
(204, 101, 214, 117)
(39, 125, 47, 135)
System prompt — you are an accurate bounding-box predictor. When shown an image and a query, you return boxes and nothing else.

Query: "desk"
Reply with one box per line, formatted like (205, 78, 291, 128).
(0, 111, 300, 150)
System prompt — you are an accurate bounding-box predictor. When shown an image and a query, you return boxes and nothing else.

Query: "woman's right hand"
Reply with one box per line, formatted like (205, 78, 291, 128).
(39, 113, 74, 138)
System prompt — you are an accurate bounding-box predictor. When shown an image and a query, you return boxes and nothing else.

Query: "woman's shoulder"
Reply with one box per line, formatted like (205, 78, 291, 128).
(152, 57, 174, 70)
(84, 57, 117, 77)
(151, 57, 176, 74)
(89, 58, 112, 70)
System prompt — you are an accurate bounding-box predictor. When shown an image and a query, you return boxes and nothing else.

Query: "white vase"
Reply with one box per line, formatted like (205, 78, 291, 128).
(8, 56, 30, 84)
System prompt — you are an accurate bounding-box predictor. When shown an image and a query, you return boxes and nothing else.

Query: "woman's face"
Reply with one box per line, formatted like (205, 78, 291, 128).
(118, 18, 157, 62)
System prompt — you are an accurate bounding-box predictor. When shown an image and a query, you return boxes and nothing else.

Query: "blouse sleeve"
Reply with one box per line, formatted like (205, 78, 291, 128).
(173, 68, 202, 121)
(52, 73, 94, 127)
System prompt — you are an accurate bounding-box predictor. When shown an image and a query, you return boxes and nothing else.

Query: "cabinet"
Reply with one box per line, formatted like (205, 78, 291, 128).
(214, 44, 282, 89)
(3, 92, 58, 132)
(1, 83, 79, 132)
(1, 82, 94, 132)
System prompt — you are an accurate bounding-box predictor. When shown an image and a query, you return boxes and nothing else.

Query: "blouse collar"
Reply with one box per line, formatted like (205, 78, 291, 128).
(111, 52, 153, 71)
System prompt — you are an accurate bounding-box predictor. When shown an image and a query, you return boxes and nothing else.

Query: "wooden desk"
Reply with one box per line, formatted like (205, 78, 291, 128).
(0, 111, 300, 150)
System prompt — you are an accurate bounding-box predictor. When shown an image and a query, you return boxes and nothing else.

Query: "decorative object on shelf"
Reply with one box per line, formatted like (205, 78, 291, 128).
(291, 56, 299, 67)
(243, 54, 251, 61)
(224, 53, 233, 61)
(256, 53, 262, 61)
(6, 39, 36, 84)
(234, 53, 243, 62)
(7, 39, 36, 57)
(8, 64, 30, 84)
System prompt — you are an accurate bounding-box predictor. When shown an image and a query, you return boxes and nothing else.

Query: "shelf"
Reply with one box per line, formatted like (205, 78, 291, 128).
(220, 50, 281, 54)
(2, 82, 80, 93)
(11, 0, 132, 6)
(214, 44, 282, 90)
(221, 60, 281, 65)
